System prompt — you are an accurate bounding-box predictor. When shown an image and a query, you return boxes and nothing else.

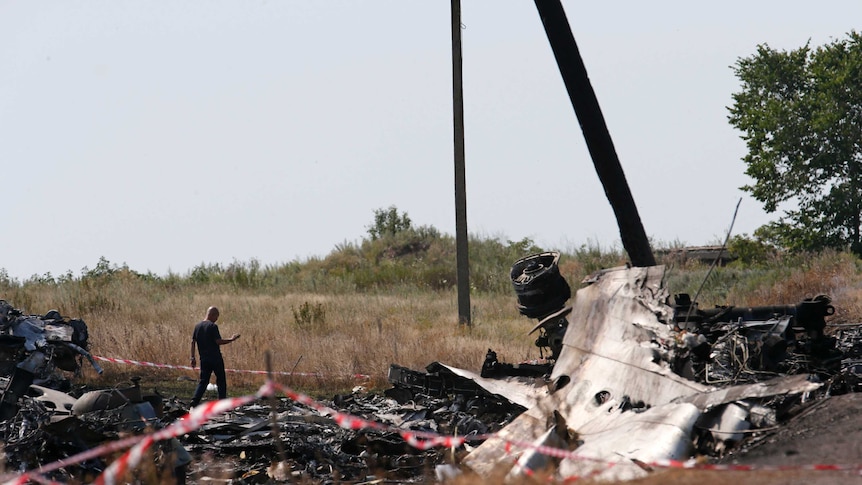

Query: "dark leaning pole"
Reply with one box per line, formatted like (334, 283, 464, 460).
(534, 0, 656, 267)
(452, 0, 471, 325)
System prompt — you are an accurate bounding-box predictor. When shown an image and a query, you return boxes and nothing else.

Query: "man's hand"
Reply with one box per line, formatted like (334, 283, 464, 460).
(190, 356, 196, 366)
(231, 334, 240, 342)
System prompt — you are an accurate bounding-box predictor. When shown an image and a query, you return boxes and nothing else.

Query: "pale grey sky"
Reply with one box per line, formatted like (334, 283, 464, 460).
(1, 1, 859, 280)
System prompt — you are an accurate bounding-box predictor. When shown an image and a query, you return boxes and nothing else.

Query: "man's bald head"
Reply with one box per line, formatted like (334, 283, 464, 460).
(206, 306, 220, 322)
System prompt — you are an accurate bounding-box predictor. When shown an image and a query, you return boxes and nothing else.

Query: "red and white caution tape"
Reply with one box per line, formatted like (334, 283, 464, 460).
(2, 383, 275, 485)
(95, 381, 276, 485)
(270, 382, 862, 477)
(8, 376, 862, 484)
(92, 355, 371, 379)
(648, 458, 862, 473)
(2, 427, 162, 485)
(270, 382, 468, 449)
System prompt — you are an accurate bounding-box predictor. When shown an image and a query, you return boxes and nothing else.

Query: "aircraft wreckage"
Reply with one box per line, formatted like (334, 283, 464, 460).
(382, 1, 859, 479)
(0, 300, 102, 420)
(0, 3, 859, 482)
(389, 251, 853, 482)
(0, 4, 862, 476)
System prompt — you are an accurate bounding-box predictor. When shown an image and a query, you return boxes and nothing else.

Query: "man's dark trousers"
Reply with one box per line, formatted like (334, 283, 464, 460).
(191, 357, 227, 406)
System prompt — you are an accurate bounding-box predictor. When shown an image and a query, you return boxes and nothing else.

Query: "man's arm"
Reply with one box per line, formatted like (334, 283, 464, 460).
(216, 334, 240, 345)
(190, 339, 197, 367)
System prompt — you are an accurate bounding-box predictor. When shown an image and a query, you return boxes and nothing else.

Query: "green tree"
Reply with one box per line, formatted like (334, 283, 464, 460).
(728, 31, 862, 254)
(366, 205, 412, 241)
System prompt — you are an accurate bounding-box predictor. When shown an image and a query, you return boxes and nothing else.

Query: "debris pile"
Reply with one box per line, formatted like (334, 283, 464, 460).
(0, 300, 100, 420)
(0, 301, 525, 483)
(0, 380, 524, 483)
(386, 258, 862, 482)
(1, 379, 190, 482)
(670, 292, 840, 384)
(180, 388, 522, 483)
(0, 301, 185, 482)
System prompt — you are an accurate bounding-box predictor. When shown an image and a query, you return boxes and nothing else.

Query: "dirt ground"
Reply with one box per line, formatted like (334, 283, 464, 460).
(726, 393, 862, 466)
(620, 393, 862, 485)
(715, 392, 862, 485)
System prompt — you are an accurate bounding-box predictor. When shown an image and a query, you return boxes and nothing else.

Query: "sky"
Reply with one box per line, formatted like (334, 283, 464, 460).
(1, 1, 860, 281)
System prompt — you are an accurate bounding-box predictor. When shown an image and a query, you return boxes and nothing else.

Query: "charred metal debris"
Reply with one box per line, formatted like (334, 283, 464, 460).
(0, 301, 191, 482)
(386, 253, 862, 481)
(0, 300, 101, 420)
(0, 300, 523, 484)
(393, 252, 852, 392)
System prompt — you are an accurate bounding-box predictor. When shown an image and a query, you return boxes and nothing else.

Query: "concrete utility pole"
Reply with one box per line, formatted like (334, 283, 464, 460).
(534, 0, 656, 267)
(452, 0, 471, 325)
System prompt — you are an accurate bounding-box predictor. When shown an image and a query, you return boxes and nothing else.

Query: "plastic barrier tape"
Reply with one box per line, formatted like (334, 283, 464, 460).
(92, 355, 371, 379)
(7, 377, 862, 484)
(96, 381, 276, 485)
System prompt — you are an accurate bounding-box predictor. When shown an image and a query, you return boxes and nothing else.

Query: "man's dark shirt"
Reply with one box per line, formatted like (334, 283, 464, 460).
(193, 320, 223, 362)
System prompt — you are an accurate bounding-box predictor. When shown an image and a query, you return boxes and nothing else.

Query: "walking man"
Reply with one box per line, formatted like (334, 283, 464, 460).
(190, 306, 240, 407)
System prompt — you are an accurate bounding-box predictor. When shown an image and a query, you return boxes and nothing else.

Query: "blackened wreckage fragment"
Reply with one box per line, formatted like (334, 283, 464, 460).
(386, 252, 862, 482)
(0, 300, 99, 421)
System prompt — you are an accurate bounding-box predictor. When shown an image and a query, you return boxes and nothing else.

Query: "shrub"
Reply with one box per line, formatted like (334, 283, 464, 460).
(292, 301, 326, 329)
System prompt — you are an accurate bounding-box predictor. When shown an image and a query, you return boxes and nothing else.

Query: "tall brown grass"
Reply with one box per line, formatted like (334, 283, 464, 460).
(6, 278, 537, 396)
(2, 246, 861, 399)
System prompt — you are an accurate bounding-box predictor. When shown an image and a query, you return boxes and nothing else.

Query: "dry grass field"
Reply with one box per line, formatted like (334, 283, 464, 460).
(2, 242, 862, 484)
(2, 247, 860, 399)
(4, 279, 539, 396)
